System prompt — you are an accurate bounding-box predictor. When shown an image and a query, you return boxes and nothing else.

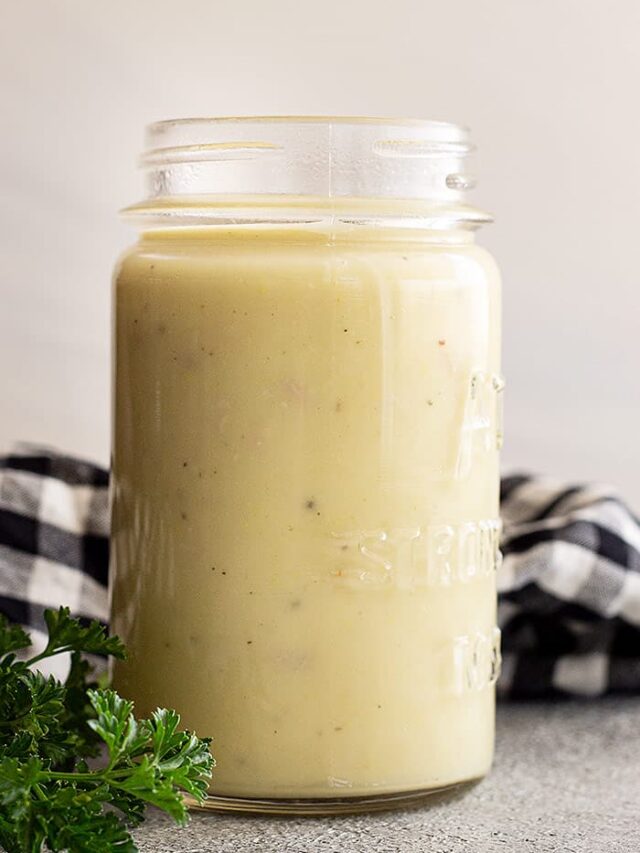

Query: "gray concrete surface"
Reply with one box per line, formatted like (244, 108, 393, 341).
(135, 699, 640, 852)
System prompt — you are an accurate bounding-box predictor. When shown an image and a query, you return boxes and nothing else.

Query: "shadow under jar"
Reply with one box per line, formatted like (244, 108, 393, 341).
(110, 116, 503, 815)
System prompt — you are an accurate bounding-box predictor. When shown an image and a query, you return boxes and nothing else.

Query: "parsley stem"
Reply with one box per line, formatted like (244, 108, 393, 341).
(25, 645, 75, 666)
(32, 784, 47, 802)
(45, 768, 139, 783)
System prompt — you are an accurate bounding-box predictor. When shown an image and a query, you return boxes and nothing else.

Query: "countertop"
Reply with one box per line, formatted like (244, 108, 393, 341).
(135, 699, 640, 852)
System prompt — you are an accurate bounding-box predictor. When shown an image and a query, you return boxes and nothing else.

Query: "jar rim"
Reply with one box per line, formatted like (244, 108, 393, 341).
(131, 115, 489, 228)
(143, 116, 473, 163)
(147, 115, 470, 132)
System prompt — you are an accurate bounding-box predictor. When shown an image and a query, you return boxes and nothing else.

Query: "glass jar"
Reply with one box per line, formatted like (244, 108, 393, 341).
(111, 117, 503, 815)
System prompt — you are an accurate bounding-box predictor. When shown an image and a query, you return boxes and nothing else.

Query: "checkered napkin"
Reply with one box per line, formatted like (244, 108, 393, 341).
(2, 444, 639, 697)
(0, 444, 109, 679)
(499, 475, 640, 697)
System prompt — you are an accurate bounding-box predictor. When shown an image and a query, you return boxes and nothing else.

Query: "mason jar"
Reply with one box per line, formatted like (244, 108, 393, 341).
(111, 116, 503, 814)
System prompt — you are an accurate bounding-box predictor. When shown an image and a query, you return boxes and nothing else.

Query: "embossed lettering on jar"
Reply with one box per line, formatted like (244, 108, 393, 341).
(110, 117, 504, 814)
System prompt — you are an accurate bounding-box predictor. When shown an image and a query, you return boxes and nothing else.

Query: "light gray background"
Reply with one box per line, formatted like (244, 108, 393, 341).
(1, 0, 639, 506)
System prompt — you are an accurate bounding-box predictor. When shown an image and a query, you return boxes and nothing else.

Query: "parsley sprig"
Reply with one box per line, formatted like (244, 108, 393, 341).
(0, 608, 214, 853)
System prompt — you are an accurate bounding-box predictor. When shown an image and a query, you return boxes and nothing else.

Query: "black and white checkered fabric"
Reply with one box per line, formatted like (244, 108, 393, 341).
(0, 444, 109, 678)
(1, 445, 639, 697)
(499, 474, 640, 698)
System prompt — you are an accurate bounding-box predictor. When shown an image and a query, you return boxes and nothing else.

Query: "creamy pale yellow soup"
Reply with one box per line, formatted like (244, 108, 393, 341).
(111, 223, 502, 800)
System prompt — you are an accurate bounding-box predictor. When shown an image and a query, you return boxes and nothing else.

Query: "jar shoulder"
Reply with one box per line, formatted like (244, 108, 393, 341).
(113, 233, 500, 311)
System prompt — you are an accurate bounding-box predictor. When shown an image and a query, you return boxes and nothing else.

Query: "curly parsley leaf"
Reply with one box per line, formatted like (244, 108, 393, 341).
(87, 690, 214, 825)
(0, 617, 30, 661)
(0, 756, 43, 822)
(27, 607, 127, 665)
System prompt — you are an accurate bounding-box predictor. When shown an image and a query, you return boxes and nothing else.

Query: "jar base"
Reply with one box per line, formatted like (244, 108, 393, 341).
(185, 776, 483, 816)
